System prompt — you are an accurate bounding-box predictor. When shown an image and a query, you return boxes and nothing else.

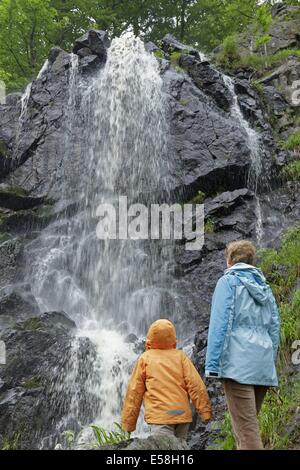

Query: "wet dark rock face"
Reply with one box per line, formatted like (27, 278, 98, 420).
(0, 28, 298, 450)
(0, 311, 100, 449)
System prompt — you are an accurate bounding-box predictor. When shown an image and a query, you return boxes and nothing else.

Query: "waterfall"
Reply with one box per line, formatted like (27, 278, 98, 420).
(24, 33, 179, 446)
(15, 60, 48, 161)
(37, 59, 49, 79)
(223, 75, 265, 244)
(14, 82, 32, 160)
(19, 83, 32, 121)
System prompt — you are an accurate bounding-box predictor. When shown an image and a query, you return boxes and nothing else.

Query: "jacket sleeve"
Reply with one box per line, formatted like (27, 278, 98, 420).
(182, 352, 212, 422)
(205, 275, 234, 377)
(121, 355, 146, 433)
(268, 292, 280, 359)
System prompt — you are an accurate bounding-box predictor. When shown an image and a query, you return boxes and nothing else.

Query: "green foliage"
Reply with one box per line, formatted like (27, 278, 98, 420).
(258, 48, 300, 69)
(153, 49, 164, 59)
(259, 225, 300, 302)
(251, 79, 264, 95)
(218, 47, 300, 73)
(91, 422, 131, 448)
(255, 34, 272, 49)
(0, 185, 28, 196)
(212, 412, 235, 450)
(189, 190, 206, 204)
(282, 130, 300, 151)
(278, 291, 300, 362)
(169, 51, 184, 72)
(262, 225, 300, 276)
(170, 51, 183, 63)
(256, 226, 300, 443)
(62, 430, 76, 447)
(282, 160, 300, 182)
(1, 431, 22, 450)
(188, 0, 265, 52)
(255, 4, 272, 34)
(204, 218, 215, 234)
(0, 0, 291, 91)
(223, 36, 239, 57)
(259, 377, 300, 449)
(216, 35, 240, 69)
(14, 317, 42, 331)
(213, 375, 300, 450)
(0, 0, 59, 91)
(23, 377, 41, 389)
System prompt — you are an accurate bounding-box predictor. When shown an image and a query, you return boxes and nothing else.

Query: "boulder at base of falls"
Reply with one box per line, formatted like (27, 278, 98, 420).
(0, 284, 40, 329)
(0, 311, 100, 450)
(96, 435, 189, 451)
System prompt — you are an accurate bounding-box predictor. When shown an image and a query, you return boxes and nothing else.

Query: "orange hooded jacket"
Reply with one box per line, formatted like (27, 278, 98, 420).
(121, 319, 212, 432)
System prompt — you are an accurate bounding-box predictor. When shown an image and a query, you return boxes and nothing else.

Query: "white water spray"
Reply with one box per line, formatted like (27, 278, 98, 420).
(37, 59, 49, 79)
(25, 34, 177, 446)
(223, 75, 264, 244)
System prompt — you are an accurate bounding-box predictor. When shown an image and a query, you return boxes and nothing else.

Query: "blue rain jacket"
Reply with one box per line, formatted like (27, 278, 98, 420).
(205, 263, 280, 386)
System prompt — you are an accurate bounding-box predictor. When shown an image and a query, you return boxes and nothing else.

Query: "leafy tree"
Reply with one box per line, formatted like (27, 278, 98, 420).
(0, 0, 57, 89)
(50, 0, 116, 48)
(0, 0, 299, 92)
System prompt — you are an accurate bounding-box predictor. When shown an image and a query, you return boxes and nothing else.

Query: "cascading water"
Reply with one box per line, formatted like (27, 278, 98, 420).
(14, 82, 32, 159)
(36, 59, 49, 79)
(24, 34, 181, 447)
(223, 75, 266, 244)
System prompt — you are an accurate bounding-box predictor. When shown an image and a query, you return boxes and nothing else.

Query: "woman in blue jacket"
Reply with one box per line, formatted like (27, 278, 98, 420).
(205, 240, 280, 450)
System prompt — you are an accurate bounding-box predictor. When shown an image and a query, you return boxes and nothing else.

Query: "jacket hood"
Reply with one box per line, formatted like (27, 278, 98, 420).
(225, 263, 269, 305)
(146, 319, 176, 350)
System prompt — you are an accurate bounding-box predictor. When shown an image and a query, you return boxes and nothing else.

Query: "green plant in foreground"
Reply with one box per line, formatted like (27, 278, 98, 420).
(259, 377, 300, 449)
(282, 130, 300, 151)
(258, 225, 300, 301)
(282, 160, 300, 182)
(255, 34, 272, 49)
(153, 49, 164, 60)
(169, 51, 186, 73)
(1, 431, 22, 450)
(205, 218, 215, 234)
(251, 79, 264, 96)
(211, 412, 236, 450)
(91, 422, 131, 448)
(189, 190, 206, 204)
(62, 430, 76, 448)
(259, 226, 300, 366)
(216, 35, 240, 69)
(214, 377, 300, 450)
(217, 46, 300, 73)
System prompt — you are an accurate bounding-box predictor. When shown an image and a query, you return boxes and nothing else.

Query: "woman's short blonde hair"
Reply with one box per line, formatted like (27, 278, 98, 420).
(225, 240, 256, 266)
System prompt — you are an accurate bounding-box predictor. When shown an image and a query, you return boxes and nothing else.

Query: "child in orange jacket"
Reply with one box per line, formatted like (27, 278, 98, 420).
(121, 319, 212, 440)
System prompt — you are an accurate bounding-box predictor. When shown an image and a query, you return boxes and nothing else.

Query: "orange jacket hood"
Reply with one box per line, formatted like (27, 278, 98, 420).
(146, 319, 176, 350)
